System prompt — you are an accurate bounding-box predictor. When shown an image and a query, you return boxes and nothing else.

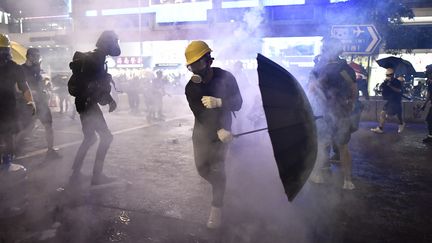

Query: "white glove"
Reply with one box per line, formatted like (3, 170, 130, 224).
(217, 129, 233, 143)
(27, 101, 37, 115)
(201, 96, 222, 109)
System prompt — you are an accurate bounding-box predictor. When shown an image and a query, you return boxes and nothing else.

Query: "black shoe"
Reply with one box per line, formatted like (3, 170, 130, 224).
(423, 136, 432, 143)
(91, 174, 117, 186)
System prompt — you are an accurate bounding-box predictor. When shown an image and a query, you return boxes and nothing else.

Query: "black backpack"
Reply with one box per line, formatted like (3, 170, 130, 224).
(68, 51, 113, 112)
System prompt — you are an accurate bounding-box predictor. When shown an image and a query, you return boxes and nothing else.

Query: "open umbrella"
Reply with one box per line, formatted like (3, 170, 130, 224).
(376, 56, 416, 78)
(241, 54, 317, 201)
(10, 41, 27, 65)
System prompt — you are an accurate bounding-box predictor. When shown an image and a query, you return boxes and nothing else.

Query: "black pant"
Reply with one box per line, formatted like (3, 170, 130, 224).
(427, 107, 432, 136)
(72, 103, 113, 177)
(192, 135, 227, 207)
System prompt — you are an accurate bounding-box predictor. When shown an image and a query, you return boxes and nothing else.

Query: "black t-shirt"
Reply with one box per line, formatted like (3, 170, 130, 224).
(310, 58, 356, 117)
(381, 78, 402, 102)
(21, 64, 43, 94)
(185, 67, 242, 140)
(427, 79, 432, 102)
(0, 61, 27, 112)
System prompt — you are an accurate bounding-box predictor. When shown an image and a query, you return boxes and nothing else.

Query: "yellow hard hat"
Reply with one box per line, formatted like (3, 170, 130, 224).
(185, 40, 212, 65)
(0, 33, 11, 48)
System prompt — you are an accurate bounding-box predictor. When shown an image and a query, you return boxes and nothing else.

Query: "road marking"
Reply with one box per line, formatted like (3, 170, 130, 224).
(16, 115, 192, 161)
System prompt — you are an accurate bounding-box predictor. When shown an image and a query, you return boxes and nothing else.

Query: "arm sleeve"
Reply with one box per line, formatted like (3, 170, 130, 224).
(15, 65, 29, 92)
(185, 84, 220, 130)
(221, 72, 242, 112)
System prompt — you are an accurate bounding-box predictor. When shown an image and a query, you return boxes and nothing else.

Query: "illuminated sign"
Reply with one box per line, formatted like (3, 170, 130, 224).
(331, 25, 382, 54)
(115, 56, 144, 68)
(0, 11, 11, 25)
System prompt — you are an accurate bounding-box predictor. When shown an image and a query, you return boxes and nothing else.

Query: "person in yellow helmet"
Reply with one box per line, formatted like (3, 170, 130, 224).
(184, 40, 243, 229)
(0, 33, 36, 172)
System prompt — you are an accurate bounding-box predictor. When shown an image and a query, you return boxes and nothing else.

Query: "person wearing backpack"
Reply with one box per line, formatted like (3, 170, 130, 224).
(308, 37, 358, 190)
(68, 31, 120, 186)
(184, 41, 242, 229)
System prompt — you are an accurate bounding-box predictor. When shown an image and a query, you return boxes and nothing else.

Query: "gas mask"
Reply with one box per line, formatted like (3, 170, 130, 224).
(108, 39, 121, 57)
(187, 57, 210, 84)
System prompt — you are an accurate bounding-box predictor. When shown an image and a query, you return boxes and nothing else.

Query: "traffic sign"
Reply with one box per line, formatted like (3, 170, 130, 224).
(331, 25, 382, 54)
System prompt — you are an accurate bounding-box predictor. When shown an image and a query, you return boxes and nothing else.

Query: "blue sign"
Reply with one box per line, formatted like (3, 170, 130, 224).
(331, 25, 381, 54)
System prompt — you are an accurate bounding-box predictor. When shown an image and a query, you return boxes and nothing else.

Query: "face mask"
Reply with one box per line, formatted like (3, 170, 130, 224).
(187, 58, 208, 84)
(108, 39, 121, 56)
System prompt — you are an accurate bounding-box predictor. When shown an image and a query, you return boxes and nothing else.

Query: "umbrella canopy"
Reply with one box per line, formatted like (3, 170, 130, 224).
(10, 41, 27, 65)
(376, 56, 416, 78)
(257, 53, 317, 201)
(349, 62, 367, 76)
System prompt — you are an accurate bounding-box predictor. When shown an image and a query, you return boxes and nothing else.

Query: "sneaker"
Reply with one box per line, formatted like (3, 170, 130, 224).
(422, 136, 432, 144)
(91, 174, 117, 186)
(1, 163, 27, 172)
(370, 127, 384, 134)
(342, 180, 355, 190)
(206, 206, 222, 229)
(398, 123, 405, 133)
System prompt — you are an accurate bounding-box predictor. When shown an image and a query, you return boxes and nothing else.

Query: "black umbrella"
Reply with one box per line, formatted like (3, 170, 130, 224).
(235, 54, 317, 202)
(376, 56, 416, 78)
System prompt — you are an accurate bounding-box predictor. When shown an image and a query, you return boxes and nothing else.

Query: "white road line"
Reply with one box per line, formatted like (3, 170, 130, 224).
(16, 115, 192, 161)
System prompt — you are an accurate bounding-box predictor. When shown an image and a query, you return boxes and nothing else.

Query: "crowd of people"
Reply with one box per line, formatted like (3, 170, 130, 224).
(1, 30, 431, 231)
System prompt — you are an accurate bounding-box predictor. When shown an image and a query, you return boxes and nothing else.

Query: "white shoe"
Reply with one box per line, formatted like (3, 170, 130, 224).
(370, 127, 384, 134)
(1, 163, 27, 172)
(398, 123, 405, 133)
(310, 173, 324, 184)
(343, 180, 355, 190)
(206, 206, 222, 229)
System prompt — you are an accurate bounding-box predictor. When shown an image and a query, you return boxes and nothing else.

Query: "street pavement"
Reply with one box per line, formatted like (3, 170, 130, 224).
(0, 94, 431, 243)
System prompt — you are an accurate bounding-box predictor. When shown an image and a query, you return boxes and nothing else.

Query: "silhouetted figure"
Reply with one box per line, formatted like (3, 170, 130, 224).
(371, 68, 405, 134)
(308, 37, 357, 190)
(0, 33, 35, 172)
(21, 48, 61, 159)
(68, 31, 120, 186)
(421, 64, 432, 143)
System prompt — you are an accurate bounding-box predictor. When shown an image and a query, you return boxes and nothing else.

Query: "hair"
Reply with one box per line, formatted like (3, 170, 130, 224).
(26, 48, 40, 57)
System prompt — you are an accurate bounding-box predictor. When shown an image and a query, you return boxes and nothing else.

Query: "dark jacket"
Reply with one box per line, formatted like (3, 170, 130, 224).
(0, 61, 28, 129)
(185, 67, 242, 141)
(69, 49, 113, 113)
(310, 58, 356, 118)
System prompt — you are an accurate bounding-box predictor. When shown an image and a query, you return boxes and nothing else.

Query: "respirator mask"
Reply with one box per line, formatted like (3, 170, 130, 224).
(187, 57, 210, 84)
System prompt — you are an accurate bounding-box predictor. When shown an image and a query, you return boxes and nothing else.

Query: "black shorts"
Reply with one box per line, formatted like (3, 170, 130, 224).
(383, 101, 402, 116)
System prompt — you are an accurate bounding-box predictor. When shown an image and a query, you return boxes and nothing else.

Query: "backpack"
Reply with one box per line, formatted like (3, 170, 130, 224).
(68, 51, 113, 112)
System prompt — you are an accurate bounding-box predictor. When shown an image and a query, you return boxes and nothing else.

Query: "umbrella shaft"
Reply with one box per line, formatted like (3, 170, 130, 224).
(234, 128, 268, 137)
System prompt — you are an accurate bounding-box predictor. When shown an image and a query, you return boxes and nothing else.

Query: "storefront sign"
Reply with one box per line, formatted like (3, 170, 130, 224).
(0, 11, 11, 25)
(115, 56, 143, 68)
